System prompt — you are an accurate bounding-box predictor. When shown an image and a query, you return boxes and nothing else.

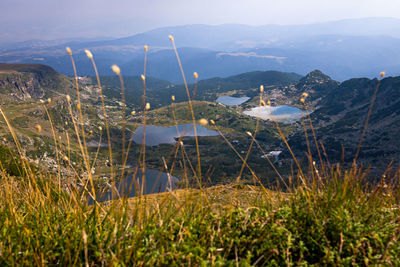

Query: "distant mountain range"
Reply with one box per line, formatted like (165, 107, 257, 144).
(1, 18, 400, 82)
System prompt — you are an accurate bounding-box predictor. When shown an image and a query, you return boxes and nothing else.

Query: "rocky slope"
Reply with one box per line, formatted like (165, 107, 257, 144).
(287, 73, 400, 170)
(0, 63, 74, 101)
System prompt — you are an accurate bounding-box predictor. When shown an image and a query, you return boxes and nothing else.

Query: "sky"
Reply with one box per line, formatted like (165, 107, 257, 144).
(1, 0, 400, 42)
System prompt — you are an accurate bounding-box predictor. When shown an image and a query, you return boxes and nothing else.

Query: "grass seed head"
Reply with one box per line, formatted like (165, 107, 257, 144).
(380, 71, 386, 78)
(260, 100, 266, 106)
(63, 155, 69, 161)
(193, 72, 198, 79)
(66, 95, 71, 102)
(131, 110, 136, 116)
(2, 138, 6, 142)
(98, 126, 103, 131)
(145, 103, 150, 110)
(144, 45, 148, 52)
(89, 130, 93, 135)
(260, 85, 264, 92)
(85, 49, 93, 59)
(35, 124, 42, 133)
(302, 92, 309, 98)
(66, 47, 72, 56)
(246, 131, 253, 137)
(210, 119, 215, 125)
(300, 98, 305, 103)
(111, 65, 121, 75)
(82, 230, 87, 244)
(47, 98, 51, 104)
(77, 103, 81, 110)
(168, 35, 174, 41)
(171, 95, 175, 101)
(267, 100, 271, 106)
(141, 75, 146, 81)
(40, 99, 45, 104)
(198, 118, 208, 126)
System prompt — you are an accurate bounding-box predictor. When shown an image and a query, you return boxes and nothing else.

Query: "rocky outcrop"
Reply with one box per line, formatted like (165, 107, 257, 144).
(0, 63, 61, 100)
(0, 73, 45, 99)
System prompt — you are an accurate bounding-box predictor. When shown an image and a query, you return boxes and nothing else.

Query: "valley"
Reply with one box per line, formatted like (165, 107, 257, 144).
(0, 62, 398, 191)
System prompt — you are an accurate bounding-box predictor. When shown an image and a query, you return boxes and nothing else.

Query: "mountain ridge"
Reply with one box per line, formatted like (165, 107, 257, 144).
(2, 18, 400, 82)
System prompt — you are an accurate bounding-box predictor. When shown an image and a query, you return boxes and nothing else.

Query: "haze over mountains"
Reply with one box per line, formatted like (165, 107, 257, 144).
(1, 18, 400, 83)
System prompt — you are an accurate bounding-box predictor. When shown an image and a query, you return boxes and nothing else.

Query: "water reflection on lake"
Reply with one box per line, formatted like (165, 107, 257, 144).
(243, 105, 303, 123)
(132, 124, 219, 146)
(216, 96, 250, 106)
(97, 169, 179, 202)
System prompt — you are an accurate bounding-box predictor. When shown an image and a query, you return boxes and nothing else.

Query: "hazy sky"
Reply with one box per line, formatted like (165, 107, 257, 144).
(1, 0, 400, 42)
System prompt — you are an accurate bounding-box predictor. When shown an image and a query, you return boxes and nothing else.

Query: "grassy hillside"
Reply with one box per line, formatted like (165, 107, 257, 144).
(0, 163, 400, 265)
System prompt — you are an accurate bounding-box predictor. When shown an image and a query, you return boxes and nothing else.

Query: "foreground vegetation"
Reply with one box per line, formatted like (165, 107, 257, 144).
(1, 168, 400, 265)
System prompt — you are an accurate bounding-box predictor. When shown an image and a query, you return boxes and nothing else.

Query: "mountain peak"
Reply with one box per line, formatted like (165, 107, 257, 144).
(303, 70, 332, 81)
(295, 70, 339, 96)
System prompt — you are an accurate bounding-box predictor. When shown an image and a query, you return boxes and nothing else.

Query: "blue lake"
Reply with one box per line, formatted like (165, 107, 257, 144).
(216, 96, 250, 106)
(271, 105, 302, 115)
(132, 124, 219, 146)
(244, 105, 303, 123)
(94, 169, 179, 202)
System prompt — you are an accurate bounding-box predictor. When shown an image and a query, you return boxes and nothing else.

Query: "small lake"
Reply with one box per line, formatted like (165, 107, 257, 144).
(94, 169, 179, 202)
(216, 96, 250, 106)
(132, 124, 219, 146)
(243, 105, 303, 123)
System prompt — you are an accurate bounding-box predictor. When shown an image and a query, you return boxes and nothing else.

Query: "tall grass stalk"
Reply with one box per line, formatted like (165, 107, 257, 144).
(67, 48, 93, 184)
(40, 102, 62, 190)
(140, 48, 148, 199)
(353, 76, 383, 166)
(236, 85, 265, 183)
(85, 49, 115, 199)
(65, 95, 97, 201)
(111, 65, 126, 176)
(0, 107, 33, 181)
(169, 36, 203, 187)
(210, 121, 268, 193)
(270, 113, 306, 185)
(248, 134, 288, 189)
